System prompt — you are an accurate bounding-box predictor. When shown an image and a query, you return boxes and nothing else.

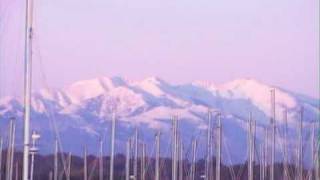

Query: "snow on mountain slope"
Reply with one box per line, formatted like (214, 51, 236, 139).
(0, 77, 318, 164)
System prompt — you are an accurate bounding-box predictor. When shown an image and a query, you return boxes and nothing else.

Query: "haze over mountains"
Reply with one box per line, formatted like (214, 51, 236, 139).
(0, 77, 318, 164)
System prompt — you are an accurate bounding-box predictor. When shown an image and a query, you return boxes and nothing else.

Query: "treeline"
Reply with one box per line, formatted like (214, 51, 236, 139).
(0, 151, 314, 180)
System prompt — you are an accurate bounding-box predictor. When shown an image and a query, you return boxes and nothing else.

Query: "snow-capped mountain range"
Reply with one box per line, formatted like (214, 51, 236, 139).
(0, 77, 319, 164)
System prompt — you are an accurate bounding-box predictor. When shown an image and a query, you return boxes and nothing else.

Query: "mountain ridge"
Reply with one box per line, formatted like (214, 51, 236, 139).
(0, 77, 318, 164)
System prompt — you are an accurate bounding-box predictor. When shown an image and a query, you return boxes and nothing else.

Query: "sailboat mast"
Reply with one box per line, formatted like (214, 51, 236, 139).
(216, 113, 221, 180)
(0, 137, 2, 180)
(54, 139, 58, 180)
(172, 116, 178, 180)
(190, 139, 197, 180)
(14, 162, 18, 180)
(270, 89, 276, 180)
(66, 152, 71, 180)
(83, 146, 87, 180)
(141, 143, 146, 180)
(283, 108, 289, 180)
(155, 131, 160, 180)
(259, 143, 264, 180)
(6, 120, 13, 180)
(125, 140, 130, 180)
(10, 124, 15, 180)
(133, 127, 138, 180)
(99, 139, 103, 180)
(315, 121, 320, 180)
(298, 107, 303, 180)
(178, 137, 183, 180)
(23, 0, 34, 179)
(248, 113, 253, 180)
(206, 110, 212, 180)
(109, 112, 116, 180)
(310, 124, 315, 180)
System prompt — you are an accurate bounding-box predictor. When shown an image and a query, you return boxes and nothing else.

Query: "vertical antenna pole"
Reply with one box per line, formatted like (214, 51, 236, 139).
(206, 110, 212, 180)
(99, 139, 103, 180)
(310, 124, 315, 180)
(216, 113, 221, 180)
(23, 0, 34, 179)
(83, 146, 87, 180)
(315, 121, 320, 180)
(179, 138, 183, 180)
(6, 120, 13, 180)
(125, 140, 130, 180)
(10, 122, 16, 180)
(191, 139, 197, 180)
(248, 112, 253, 180)
(109, 112, 116, 180)
(0, 137, 2, 180)
(141, 143, 146, 180)
(9, 122, 16, 180)
(172, 116, 178, 180)
(298, 107, 303, 180)
(133, 127, 138, 180)
(66, 152, 71, 180)
(15, 162, 18, 180)
(155, 131, 160, 180)
(53, 139, 58, 180)
(283, 108, 289, 180)
(264, 128, 268, 180)
(30, 132, 36, 180)
(270, 89, 276, 180)
(48, 171, 53, 180)
(260, 143, 264, 180)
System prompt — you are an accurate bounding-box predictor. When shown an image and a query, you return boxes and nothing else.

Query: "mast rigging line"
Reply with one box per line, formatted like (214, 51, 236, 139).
(32, 28, 70, 177)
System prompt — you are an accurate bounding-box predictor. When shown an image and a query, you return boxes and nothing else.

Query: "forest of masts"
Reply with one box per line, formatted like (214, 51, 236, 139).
(1, 89, 320, 180)
(1, 0, 318, 179)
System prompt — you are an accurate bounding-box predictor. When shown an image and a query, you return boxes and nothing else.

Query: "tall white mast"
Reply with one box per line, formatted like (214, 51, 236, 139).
(133, 127, 139, 180)
(141, 143, 146, 180)
(30, 131, 40, 180)
(270, 89, 276, 180)
(99, 139, 103, 180)
(190, 139, 197, 180)
(83, 146, 87, 180)
(155, 131, 161, 180)
(10, 122, 16, 180)
(53, 139, 58, 180)
(259, 143, 264, 180)
(48, 171, 53, 180)
(6, 119, 15, 180)
(283, 108, 289, 180)
(298, 107, 303, 180)
(125, 140, 130, 180)
(263, 128, 268, 180)
(310, 124, 315, 180)
(0, 137, 2, 180)
(315, 121, 320, 180)
(109, 112, 116, 180)
(14, 162, 18, 180)
(205, 110, 212, 180)
(66, 152, 71, 180)
(179, 137, 183, 180)
(172, 116, 178, 180)
(6, 120, 13, 180)
(216, 113, 221, 180)
(23, 0, 34, 179)
(248, 112, 253, 180)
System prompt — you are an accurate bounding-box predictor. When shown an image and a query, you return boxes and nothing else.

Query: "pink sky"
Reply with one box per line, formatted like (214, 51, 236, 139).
(0, 0, 319, 98)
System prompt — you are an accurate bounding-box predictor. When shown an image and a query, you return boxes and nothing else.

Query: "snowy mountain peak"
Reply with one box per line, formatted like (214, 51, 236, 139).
(143, 76, 166, 85)
(0, 77, 318, 160)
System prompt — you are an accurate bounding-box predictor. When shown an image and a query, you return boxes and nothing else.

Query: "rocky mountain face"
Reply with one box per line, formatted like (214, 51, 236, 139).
(0, 77, 318, 164)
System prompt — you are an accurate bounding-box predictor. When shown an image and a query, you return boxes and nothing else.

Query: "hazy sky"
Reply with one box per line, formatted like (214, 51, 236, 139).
(0, 0, 319, 98)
